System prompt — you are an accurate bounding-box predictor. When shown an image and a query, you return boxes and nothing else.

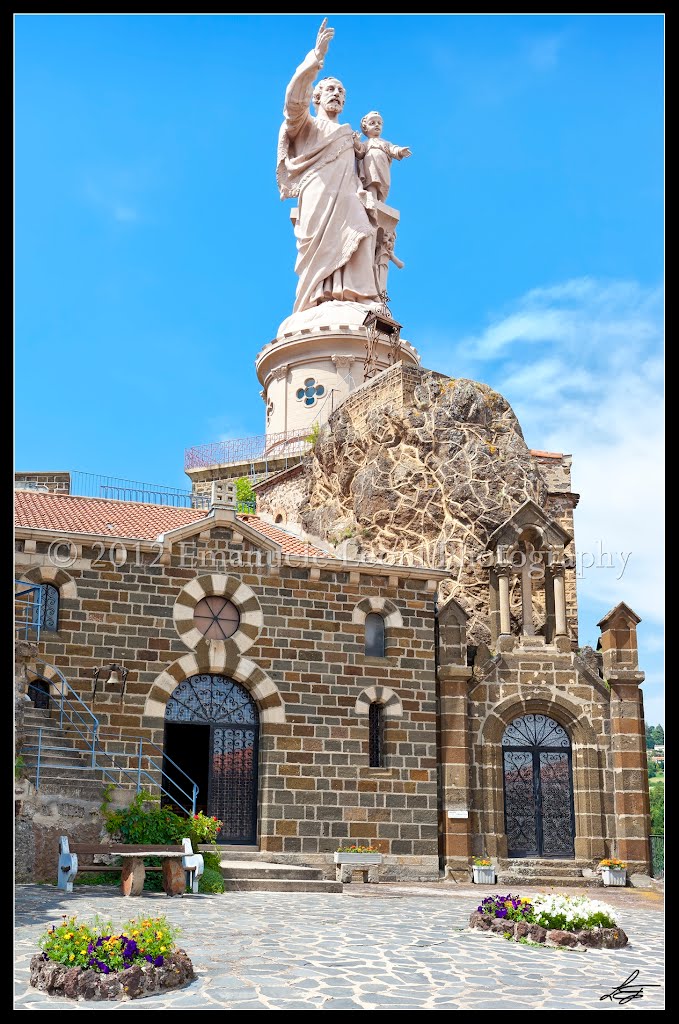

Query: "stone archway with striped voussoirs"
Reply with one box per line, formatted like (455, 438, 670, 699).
(143, 651, 286, 726)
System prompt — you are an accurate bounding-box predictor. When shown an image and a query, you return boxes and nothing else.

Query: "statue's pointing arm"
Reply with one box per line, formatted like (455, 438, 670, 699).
(283, 19, 334, 140)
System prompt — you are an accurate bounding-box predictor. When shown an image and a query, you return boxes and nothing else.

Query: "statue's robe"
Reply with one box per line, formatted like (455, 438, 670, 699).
(277, 49, 378, 313)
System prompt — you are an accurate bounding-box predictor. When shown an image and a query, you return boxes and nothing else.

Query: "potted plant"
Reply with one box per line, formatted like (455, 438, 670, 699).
(599, 857, 627, 886)
(471, 857, 496, 884)
(334, 844, 383, 883)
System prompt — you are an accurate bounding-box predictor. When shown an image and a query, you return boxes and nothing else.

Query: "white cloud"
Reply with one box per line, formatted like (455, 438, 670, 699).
(426, 276, 665, 635)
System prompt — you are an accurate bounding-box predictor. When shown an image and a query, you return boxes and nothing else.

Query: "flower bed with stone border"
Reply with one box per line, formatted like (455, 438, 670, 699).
(29, 913, 195, 1001)
(469, 893, 628, 950)
(29, 949, 195, 1000)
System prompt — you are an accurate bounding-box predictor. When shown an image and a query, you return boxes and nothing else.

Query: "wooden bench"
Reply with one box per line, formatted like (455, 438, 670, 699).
(57, 837, 204, 896)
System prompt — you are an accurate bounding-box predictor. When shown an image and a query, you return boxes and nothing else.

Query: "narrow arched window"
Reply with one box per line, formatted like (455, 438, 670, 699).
(33, 583, 60, 632)
(365, 612, 386, 657)
(369, 702, 384, 767)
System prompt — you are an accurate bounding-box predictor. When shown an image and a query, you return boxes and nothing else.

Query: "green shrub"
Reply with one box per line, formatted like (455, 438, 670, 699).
(102, 789, 186, 846)
(198, 867, 225, 894)
(101, 788, 203, 892)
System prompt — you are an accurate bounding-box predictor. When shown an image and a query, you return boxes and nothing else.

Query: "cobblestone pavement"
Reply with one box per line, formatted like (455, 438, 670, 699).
(15, 883, 664, 1010)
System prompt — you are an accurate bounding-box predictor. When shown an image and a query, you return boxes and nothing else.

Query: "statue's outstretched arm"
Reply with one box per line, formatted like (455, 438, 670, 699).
(283, 19, 334, 140)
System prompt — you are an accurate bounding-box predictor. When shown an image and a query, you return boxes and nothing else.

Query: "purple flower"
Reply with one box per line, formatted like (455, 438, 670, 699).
(153, 956, 164, 967)
(496, 908, 508, 918)
(123, 940, 138, 958)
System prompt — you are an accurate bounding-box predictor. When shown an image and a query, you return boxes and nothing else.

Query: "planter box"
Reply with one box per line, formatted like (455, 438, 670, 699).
(334, 853, 383, 865)
(334, 852, 383, 883)
(472, 865, 496, 884)
(601, 867, 627, 887)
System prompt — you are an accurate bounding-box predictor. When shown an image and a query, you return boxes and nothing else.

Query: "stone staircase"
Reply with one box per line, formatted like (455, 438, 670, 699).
(211, 847, 342, 893)
(496, 858, 602, 888)
(19, 706, 110, 800)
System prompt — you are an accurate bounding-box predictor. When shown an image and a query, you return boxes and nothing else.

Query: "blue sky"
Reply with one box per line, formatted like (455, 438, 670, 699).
(15, 14, 664, 724)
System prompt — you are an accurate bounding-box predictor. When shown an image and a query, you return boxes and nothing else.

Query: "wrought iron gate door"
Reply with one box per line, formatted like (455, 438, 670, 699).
(208, 724, 258, 845)
(165, 674, 259, 845)
(502, 714, 575, 858)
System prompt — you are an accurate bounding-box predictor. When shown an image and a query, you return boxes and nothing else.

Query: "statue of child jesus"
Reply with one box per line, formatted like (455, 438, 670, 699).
(354, 111, 411, 204)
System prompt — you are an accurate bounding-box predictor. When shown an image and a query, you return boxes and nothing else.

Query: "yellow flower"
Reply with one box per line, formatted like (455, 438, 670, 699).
(80, 948, 88, 954)
(132, 930, 139, 937)
(160, 946, 166, 953)
(520, 897, 532, 904)
(155, 931, 163, 939)
(69, 953, 75, 961)
(64, 932, 73, 940)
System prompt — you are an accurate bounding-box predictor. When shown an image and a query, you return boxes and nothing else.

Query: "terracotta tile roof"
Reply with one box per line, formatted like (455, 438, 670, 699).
(529, 449, 564, 459)
(14, 490, 330, 557)
(238, 515, 329, 557)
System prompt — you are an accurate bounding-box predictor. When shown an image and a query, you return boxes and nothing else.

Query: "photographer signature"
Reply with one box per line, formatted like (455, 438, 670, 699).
(600, 970, 661, 1004)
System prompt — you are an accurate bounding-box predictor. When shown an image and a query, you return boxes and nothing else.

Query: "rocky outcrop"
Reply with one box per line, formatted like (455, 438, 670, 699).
(301, 368, 549, 643)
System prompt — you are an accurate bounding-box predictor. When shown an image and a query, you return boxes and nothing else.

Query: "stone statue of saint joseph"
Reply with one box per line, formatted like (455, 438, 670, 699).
(276, 19, 380, 315)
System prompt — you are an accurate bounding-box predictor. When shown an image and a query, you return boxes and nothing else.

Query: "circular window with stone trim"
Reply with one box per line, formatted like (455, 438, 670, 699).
(193, 596, 241, 640)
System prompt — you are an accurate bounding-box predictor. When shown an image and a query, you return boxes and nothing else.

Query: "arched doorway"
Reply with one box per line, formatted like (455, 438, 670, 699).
(163, 674, 259, 845)
(28, 677, 50, 709)
(502, 713, 575, 858)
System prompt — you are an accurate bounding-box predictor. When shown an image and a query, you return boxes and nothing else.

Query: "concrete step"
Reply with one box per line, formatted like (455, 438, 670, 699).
(30, 777, 110, 800)
(199, 845, 263, 859)
(499, 866, 586, 878)
(220, 861, 326, 881)
(22, 749, 90, 765)
(225, 878, 343, 894)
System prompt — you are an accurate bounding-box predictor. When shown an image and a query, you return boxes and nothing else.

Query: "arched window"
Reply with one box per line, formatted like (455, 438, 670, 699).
(369, 702, 384, 767)
(33, 583, 60, 633)
(365, 612, 386, 657)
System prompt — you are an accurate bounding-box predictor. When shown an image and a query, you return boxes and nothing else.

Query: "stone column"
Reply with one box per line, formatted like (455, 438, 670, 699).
(598, 603, 651, 873)
(552, 567, 568, 636)
(438, 664, 473, 878)
(520, 565, 534, 635)
(497, 568, 511, 636)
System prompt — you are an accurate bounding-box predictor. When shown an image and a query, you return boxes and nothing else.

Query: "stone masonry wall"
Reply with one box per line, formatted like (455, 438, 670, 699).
(16, 525, 440, 880)
(15, 472, 71, 494)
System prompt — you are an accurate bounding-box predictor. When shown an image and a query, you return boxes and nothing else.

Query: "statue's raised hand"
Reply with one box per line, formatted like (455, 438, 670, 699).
(315, 18, 334, 62)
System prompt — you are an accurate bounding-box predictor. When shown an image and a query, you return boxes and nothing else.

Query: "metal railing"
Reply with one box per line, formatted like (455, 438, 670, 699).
(15, 581, 42, 642)
(70, 471, 209, 509)
(650, 834, 664, 878)
(21, 661, 198, 816)
(185, 429, 311, 470)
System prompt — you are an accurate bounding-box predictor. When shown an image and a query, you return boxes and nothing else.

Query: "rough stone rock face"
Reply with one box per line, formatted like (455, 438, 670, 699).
(302, 370, 548, 643)
(29, 950, 195, 1000)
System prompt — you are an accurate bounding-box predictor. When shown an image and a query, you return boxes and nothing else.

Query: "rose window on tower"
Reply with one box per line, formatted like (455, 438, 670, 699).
(296, 378, 325, 407)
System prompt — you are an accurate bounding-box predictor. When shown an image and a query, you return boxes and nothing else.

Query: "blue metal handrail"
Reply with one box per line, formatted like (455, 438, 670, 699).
(15, 581, 43, 642)
(23, 663, 199, 816)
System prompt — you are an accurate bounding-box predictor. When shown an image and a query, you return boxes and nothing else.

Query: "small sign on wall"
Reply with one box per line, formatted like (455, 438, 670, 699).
(447, 809, 469, 819)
